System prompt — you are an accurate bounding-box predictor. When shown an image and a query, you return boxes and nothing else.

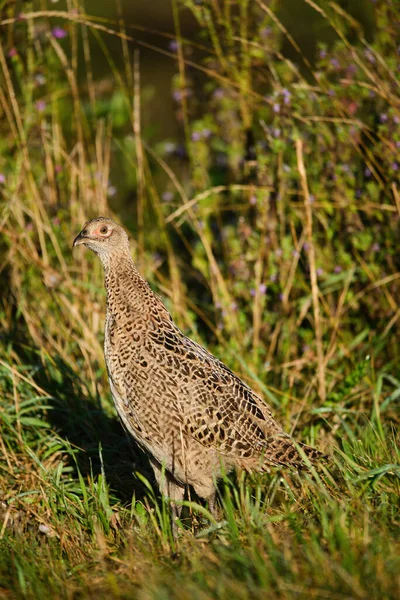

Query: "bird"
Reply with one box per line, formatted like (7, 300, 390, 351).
(73, 216, 324, 521)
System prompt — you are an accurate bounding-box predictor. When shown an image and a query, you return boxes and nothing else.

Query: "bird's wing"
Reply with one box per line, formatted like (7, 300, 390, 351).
(144, 319, 310, 467)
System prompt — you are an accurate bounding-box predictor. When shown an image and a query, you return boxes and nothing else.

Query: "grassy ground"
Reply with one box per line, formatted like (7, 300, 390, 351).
(0, 1, 400, 598)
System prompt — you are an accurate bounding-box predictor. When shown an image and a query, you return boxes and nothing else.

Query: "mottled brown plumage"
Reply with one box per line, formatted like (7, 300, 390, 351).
(73, 217, 323, 518)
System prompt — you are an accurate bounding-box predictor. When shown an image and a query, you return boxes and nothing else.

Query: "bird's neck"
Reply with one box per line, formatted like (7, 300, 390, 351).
(101, 247, 136, 277)
(102, 250, 154, 317)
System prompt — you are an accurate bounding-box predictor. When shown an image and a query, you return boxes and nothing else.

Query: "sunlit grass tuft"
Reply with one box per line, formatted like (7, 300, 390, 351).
(0, 0, 399, 598)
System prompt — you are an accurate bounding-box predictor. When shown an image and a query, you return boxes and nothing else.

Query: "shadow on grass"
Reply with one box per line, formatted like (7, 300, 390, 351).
(34, 354, 236, 526)
(36, 354, 156, 506)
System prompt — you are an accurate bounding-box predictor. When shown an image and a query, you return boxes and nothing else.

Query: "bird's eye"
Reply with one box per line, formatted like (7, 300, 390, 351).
(100, 226, 108, 234)
(82, 229, 88, 235)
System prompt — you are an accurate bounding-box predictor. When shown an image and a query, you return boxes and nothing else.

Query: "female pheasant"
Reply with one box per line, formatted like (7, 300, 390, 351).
(73, 217, 323, 518)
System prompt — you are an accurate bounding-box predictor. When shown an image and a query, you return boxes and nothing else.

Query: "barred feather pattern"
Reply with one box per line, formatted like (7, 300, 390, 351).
(74, 217, 324, 512)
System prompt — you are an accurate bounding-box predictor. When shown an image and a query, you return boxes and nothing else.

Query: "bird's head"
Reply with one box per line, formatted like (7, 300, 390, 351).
(73, 217, 129, 260)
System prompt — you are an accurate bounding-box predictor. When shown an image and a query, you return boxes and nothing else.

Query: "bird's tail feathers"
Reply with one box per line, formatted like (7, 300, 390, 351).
(258, 436, 326, 471)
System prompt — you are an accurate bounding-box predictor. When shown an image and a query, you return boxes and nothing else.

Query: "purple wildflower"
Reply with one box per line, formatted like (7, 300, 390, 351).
(175, 145, 186, 159)
(396, 141, 400, 149)
(107, 185, 117, 197)
(393, 115, 400, 125)
(168, 40, 179, 52)
(152, 252, 162, 263)
(372, 243, 380, 252)
(275, 248, 283, 257)
(292, 249, 300, 258)
(364, 49, 375, 63)
(54, 165, 62, 174)
(191, 131, 202, 142)
(260, 26, 272, 38)
(259, 284, 267, 294)
(273, 103, 280, 113)
(250, 288, 256, 297)
(365, 167, 372, 177)
(330, 58, 340, 68)
(231, 302, 238, 311)
(213, 88, 224, 99)
(36, 100, 46, 112)
(273, 128, 281, 138)
(282, 88, 291, 105)
(316, 268, 323, 276)
(8, 48, 17, 58)
(380, 113, 388, 123)
(392, 162, 399, 171)
(52, 27, 67, 39)
(319, 49, 327, 59)
(328, 89, 336, 97)
(173, 88, 190, 102)
(334, 265, 342, 273)
(309, 194, 315, 204)
(270, 273, 277, 282)
(0, 174, 5, 184)
(201, 128, 212, 138)
(303, 242, 310, 252)
(250, 195, 257, 205)
(162, 191, 173, 202)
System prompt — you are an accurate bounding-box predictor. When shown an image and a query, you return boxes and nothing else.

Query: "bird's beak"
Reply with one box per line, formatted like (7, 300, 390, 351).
(73, 232, 87, 247)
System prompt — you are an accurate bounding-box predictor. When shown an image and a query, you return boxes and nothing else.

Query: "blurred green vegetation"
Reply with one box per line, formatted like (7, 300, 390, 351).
(0, 0, 399, 598)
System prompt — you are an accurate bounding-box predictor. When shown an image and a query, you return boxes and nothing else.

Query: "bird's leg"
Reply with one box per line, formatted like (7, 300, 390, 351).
(167, 479, 185, 527)
(150, 458, 185, 528)
(207, 490, 221, 521)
